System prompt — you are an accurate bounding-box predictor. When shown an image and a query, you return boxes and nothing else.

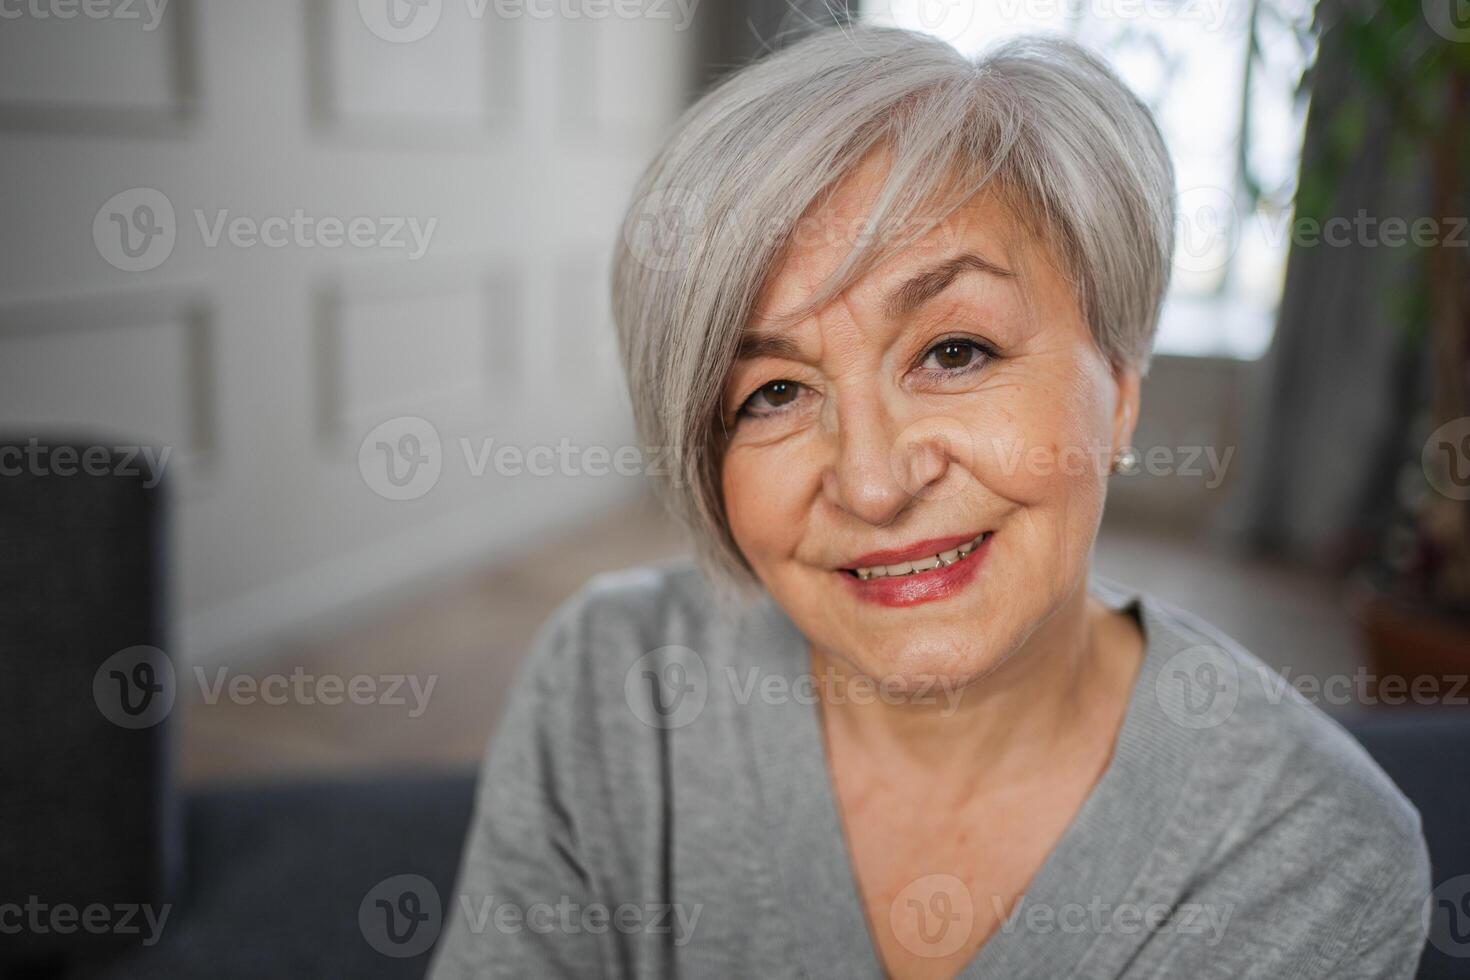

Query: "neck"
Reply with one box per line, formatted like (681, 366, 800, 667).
(810, 576, 1140, 802)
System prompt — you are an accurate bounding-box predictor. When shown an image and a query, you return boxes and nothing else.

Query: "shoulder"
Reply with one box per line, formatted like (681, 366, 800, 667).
(504, 557, 767, 737)
(567, 556, 726, 639)
(1128, 589, 1430, 963)
(1140, 590, 1423, 843)
(483, 560, 777, 860)
(481, 559, 734, 808)
(524, 557, 736, 678)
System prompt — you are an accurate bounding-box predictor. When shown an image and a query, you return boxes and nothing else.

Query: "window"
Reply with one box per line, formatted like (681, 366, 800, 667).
(860, 0, 1317, 359)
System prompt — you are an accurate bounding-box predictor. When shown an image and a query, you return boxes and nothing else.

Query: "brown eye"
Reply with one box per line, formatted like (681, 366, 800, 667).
(922, 338, 992, 373)
(933, 341, 974, 370)
(738, 379, 804, 419)
(756, 380, 798, 407)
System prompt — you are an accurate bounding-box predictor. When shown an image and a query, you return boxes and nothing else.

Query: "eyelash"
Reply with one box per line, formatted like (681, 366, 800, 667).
(735, 335, 997, 420)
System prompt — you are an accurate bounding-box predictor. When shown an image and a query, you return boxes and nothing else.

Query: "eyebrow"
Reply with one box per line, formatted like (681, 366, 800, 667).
(883, 251, 1015, 320)
(735, 331, 802, 362)
(735, 251, 1014, 362)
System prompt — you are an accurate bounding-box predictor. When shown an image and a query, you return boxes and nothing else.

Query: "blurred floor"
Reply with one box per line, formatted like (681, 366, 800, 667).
(179, 497, 1367, 785)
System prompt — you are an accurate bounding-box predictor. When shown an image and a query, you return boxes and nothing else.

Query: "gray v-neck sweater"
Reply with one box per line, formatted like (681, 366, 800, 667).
(429, 561, 1430, 979)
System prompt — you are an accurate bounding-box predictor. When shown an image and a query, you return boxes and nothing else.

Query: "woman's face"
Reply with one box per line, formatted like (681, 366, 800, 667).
(720, 157, 1140, 689)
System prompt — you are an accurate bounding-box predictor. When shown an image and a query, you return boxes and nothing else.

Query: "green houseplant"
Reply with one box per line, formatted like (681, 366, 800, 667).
(1289, 0, 1470, 688)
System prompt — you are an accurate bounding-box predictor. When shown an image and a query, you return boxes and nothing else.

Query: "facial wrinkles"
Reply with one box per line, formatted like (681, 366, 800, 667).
(713, 161, 1142, 716)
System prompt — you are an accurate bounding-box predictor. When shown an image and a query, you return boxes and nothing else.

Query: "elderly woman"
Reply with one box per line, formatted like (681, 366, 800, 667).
(431, 25, 1429, 980)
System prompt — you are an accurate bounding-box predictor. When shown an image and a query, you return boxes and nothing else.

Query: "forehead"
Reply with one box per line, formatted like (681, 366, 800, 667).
(750, 151, 1037, 327)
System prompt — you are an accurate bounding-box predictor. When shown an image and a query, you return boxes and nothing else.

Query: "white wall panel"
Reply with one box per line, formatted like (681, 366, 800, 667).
(308, 0, 518, 137)
(0, 0, 689, 663)
(316, 262, 521, 441)
(0, 290, 214, 469)
(559, 7, 684, 138)
(0, 0, 195, 131)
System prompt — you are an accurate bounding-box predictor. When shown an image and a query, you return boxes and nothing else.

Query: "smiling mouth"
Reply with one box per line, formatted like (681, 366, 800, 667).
(844, 532, 991, 581)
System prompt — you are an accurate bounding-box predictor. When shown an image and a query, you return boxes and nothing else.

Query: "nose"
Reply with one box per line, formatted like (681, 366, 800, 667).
(822, 395, 950, 527)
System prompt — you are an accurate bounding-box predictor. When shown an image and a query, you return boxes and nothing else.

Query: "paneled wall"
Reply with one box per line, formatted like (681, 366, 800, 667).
(0, 0, 693, 662)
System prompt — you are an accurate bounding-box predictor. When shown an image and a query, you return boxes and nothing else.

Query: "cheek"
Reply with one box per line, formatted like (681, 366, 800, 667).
(963, 362, 1115, 508)
(720, 442, 812, 568)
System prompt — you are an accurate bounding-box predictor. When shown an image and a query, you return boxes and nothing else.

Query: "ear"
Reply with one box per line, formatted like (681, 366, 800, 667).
(1111, 366, 1142, 453)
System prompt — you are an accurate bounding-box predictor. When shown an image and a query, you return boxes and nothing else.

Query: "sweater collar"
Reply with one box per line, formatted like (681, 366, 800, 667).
(734, 576, 1208, 980)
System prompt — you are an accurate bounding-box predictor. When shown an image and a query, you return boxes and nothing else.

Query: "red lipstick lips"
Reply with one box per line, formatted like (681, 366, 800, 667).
(844, 533, 984, 570)
(839, 531, 993, 608)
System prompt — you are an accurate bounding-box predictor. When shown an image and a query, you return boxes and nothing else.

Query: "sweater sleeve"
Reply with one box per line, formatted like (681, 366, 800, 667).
(1111, 773, 1433, 980)
(427, 603, 608, 980)
(1313, 831, 1432, 980)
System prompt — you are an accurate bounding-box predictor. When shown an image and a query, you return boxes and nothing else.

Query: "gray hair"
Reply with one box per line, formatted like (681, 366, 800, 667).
(610, 24, 1175, 583)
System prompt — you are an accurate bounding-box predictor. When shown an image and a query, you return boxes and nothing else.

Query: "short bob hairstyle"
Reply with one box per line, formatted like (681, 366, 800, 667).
(611, 24, 1175, 584)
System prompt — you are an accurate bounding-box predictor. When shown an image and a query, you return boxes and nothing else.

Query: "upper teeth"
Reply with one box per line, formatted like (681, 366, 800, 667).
(853, 534, 987, 581)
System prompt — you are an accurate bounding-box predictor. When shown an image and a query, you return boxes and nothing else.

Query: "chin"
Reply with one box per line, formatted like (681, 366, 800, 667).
(835, 625, 1013, 697)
